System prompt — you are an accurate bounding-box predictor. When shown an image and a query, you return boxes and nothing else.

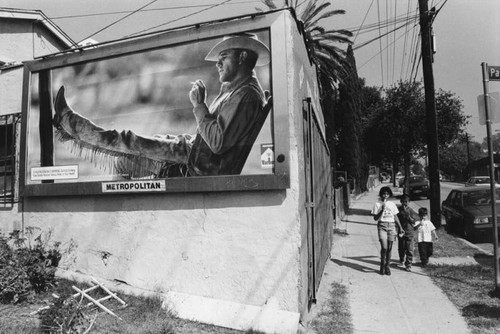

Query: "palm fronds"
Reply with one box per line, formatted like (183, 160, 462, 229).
(259, 0, 352, 87)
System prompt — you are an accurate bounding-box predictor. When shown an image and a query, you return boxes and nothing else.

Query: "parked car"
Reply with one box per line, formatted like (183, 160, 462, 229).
(402, 175, 429, 199)
(441, 186, 500, 242)
(465, 176, 495, 187)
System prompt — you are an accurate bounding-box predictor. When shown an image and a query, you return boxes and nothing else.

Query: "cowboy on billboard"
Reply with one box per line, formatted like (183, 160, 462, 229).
(53, 33, 271, 178)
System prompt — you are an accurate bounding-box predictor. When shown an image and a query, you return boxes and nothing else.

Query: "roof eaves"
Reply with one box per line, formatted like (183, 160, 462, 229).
(0, 7, 76, 49)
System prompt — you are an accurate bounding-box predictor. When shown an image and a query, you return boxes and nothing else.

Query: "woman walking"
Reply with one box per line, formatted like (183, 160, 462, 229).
(371, 186, 403, 275)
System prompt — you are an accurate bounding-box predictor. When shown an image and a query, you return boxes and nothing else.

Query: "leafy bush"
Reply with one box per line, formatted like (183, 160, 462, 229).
(0, 227, 65, 303)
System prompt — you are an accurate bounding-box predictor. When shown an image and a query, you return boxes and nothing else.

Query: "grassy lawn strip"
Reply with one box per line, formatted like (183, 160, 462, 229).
(433, 228, 482, 258)
(425, 227, 500, 334)
(309, 281, 353, 334)
(426, 264, 500, 334)
(0, 278, 266, 334)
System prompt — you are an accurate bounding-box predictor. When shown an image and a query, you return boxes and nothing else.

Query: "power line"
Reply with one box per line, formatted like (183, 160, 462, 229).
(346, 12, 418, 35)
(376, 0, 384, 87)
(358, 24, 413, 73)
(76, 0, 158, 44)
(399, 0, 413, 81)
(392, 0, 397, 83)
(125, 0, 234, 38)
(385, 0, 389, 86)
(48, 1, 260, 20)
(353, 0, 375, 43)
(353, 16, 417, 51)
(409, 37, 421, 82)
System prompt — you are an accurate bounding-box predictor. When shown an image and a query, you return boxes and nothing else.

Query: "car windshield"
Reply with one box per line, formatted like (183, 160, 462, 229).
(409, 176, 425, 183)
(473, 178, 490, 184)
(464, 189, 500, 206)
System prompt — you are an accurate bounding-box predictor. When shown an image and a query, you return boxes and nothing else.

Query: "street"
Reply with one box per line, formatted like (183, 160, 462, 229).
(399, 181, 496, 255)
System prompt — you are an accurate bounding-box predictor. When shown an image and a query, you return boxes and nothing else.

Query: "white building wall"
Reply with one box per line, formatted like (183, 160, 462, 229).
(1, 11, 331, 333)
(0, 17, 70, 235)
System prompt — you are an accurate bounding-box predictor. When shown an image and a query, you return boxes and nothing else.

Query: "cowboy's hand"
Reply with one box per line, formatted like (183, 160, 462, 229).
(189, 80, 206, 107)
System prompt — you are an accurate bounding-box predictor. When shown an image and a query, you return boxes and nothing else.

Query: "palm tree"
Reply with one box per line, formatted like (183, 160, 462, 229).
(259, 0, 353, 89)
(259, 1, 358, 186)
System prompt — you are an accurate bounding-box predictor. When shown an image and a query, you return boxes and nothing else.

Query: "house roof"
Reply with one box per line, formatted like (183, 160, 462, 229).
(0, 7, 76, 49)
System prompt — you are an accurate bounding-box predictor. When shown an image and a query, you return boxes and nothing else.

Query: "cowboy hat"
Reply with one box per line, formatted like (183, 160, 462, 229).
(204, 33, 270, 66)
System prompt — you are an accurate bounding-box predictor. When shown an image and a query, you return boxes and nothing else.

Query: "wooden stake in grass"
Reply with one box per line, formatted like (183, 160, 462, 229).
(71, 278, 127, 320)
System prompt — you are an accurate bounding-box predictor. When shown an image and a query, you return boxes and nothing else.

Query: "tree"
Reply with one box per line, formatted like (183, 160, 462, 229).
(359, 82, 385, 165)
(481, 133, 500, 154)
(334, 45, 365, 192)
(364, 81, 469, 189)
(258, 0, 353, 88)
(259, 0, 357, 185)
(440, 135, 484, 181)
(435, 89, 469, 149)
(365, 81, 425, 188)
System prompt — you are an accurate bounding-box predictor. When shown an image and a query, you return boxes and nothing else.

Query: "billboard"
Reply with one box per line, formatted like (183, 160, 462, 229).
(23, 29, 280, 194)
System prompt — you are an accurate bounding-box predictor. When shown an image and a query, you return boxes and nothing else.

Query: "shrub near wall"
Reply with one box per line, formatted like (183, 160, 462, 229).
(0, 227, 63, 304)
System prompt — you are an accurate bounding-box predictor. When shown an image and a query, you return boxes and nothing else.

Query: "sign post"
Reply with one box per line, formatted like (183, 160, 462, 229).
(481, 62, 500, 294)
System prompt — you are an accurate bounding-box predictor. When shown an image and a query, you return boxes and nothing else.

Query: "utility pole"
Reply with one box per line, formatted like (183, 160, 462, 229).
(465, 133, 471, 166)
(418, 0, 441, 228)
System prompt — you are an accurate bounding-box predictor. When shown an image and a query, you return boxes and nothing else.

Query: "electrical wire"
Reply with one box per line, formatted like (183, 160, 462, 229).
(399, 0, 413, 81)
(385, 0, 389, 85)
(353, 17, 417, 51)
(125, 0, 234, 38)
(376, 0, 384, 87)
(48, 1, 260, 20)
(404, 2, 419, 81)
(346, 12, 418, 36)
(392, 0, 397, 83)
(353, 0, 375, 43)
(357, 26, 410, 72)
(76, 0, 158, 44)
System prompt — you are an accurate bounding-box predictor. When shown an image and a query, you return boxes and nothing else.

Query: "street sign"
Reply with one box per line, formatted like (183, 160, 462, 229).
(478, 92, 500, 124)
(481, 62, 500, 293)
(488, 66, 500, 81)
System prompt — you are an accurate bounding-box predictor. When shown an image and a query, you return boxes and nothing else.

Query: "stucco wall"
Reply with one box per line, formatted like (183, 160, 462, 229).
(17, 13, 313, 316)
(0, 19, 66, 60)
(1, 12, 332, 331)
(0, 18, 68, 116)
(0, 69, 23, 114)
(0, 16, 71, 234)
(23, 187, 303, 312)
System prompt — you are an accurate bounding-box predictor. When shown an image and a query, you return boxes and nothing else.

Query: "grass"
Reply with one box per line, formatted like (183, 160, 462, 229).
(424, 227, 500, 334)
(309, 282, 353, 334)
(0, 278, 266, 334)
(432, 227, 482, 258)
(3, 223, 485, 334)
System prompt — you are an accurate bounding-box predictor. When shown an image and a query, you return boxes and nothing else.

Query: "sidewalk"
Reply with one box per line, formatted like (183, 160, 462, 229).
(309, 184, 471, 334)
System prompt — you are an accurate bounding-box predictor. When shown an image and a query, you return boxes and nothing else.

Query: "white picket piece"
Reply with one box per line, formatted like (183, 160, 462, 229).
(71, 278, 127, 320)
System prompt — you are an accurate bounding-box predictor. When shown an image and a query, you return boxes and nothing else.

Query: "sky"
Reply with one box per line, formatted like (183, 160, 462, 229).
(1, 0, 499, 144)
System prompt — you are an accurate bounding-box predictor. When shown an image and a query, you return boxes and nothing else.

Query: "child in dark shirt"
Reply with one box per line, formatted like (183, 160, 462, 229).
(397, 194, 419, 271)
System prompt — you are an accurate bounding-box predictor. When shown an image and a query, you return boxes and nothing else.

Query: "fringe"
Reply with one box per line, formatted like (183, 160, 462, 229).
(55, 128, 165, 179)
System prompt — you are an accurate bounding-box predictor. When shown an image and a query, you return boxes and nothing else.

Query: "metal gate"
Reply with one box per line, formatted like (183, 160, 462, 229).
(0, 113, 21, 206)
(303, 98, 333, 308)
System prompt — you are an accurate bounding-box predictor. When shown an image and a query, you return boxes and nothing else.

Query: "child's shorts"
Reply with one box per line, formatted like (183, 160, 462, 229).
(377, 221, 397, 242)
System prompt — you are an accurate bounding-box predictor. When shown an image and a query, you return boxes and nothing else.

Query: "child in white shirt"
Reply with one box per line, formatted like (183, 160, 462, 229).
(414, 207, 438, 267)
